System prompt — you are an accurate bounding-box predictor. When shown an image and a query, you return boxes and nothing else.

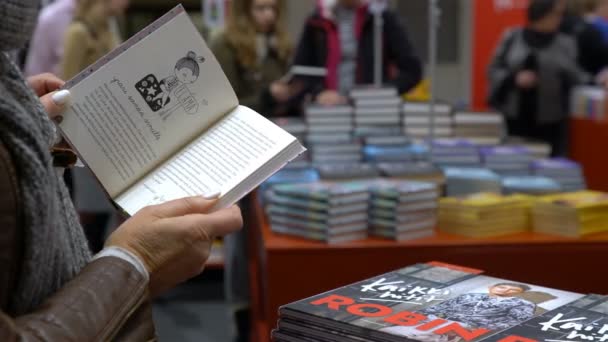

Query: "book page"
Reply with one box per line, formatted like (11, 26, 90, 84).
(116, 106, 305, 215)
(59, 6, 238, 198)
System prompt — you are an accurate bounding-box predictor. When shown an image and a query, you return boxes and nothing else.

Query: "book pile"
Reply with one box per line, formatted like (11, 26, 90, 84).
(317, 163, 380, 181)
(304, 105, 362, 165)
(271, 118, 310, 169)
(502, 176, 561, 195)
(368, 180, 438, 241)
(402, 102, 453, 138)
(431, 138, 481, 168)
(453, 111, 504, 146)
(273, 261, 586, 342)
(438, 193, 532, 237)
(570, 85, 607, 121)
(362, 135, 417, 163)
(532, 191, 608, 237)
(444, 167, 501, 196)
(265, 182, 370, 243)
(531, 158, 587, 191)
(504, 136, 552, 159)
(480, 146, 533, 176)
(377, 161, 445, 187)
(350, 87, 403, 138)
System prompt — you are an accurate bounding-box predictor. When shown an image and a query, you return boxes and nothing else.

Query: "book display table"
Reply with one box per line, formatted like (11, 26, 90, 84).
(246, 192, 608, 342)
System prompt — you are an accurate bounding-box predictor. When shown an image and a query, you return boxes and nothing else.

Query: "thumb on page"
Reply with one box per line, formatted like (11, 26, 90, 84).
(40, 90, 72, 123)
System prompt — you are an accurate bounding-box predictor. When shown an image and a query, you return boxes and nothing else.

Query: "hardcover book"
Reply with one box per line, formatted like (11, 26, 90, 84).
(58, 6, 305, 215)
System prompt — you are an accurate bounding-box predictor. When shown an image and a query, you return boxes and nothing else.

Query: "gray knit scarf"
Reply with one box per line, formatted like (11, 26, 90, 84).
(0, 0, 91, 315)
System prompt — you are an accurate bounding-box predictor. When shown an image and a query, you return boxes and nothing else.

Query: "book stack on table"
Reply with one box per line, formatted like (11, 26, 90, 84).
(272, 261, 589, 342)
(350, 87, 403, 139)
(377, 161, 445, 189)
(402, 102, 453, 138)
(453, 111, 504, 146)
(504, 136, 552, 159)
(532, 191, 608, 237)
(265, 182, 370, 244)
(502, 176, 561, 195)
(317, 163, 380, 182)
(480, 146, 534, 176)
(531, 158, 587, 192)
(368, 180, 439, 241)
(430, 138, 481, 168)
(444, 167, 502, 196)
(363, 136, 428, 163)
(304, 105, 362, 165)
(438, 193, 532, 238)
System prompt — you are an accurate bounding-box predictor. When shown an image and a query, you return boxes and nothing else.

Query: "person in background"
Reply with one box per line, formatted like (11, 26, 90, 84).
(0, 0, 243, 339)
(487, 0, 591, 157)
(561, 0, 608, 77)
(211, 1, 293, 340)
(292, 0, 422, 106)
(582, 0, 608, 42)
(61, 0, 130, 253)
(25, 0, 76, 77)
(211, 0, 293, 117)
(61, 0, 128, 80)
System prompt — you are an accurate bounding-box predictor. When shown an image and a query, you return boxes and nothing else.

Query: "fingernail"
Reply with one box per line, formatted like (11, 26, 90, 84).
(52, 90, 71, 106)
(203, 190, 221, 200)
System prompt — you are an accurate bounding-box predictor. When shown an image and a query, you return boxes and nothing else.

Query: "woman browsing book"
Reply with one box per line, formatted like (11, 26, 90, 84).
(0, 1, 242, 339)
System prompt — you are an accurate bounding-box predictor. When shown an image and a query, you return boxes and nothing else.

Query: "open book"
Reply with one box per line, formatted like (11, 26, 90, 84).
(59, 5, 305, 215)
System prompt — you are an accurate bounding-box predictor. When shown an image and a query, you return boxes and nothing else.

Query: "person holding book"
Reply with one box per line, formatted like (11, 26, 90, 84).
(487, 0, 594, 157)
(211, 0, 295, 117)
(292, 0, 422, 106)
(0, 1, 243, 339)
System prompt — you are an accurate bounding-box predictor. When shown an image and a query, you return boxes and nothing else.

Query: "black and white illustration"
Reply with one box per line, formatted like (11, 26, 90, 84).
(135, 51, 206, 120)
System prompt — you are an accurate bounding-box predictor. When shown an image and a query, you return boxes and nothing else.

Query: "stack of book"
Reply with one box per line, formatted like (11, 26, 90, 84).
(350, 87, 403, 138)
(453, 111, 505, 146)
(402, 102, 453, 138)
(273, 261, 587, 342)
(363, 143, 429, 163)
(377, 161, 445, 187)
(368, 180, 438, 241)
(439, 193, 532, 237)
(444, 167, 502, 196)
(504, 136, 552, 159)
(480, 146, 533, 176)
(502, 176, 561, 195)
(304, 105, 361, 165)
(430, 138, 481, 168)
(532, 191, 608, 237)
(265, 182, 370, 243)
(570, 85, 607, 121)
(531, 158, 587, 191)
(317, 163, 380, 181)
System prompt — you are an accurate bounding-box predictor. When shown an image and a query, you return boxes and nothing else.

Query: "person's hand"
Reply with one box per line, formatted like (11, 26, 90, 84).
(316, 90, 347, 106)
(515, 70, 537, 89)
(269, 81, 290, 103)
(27, 73, 71, 123)
(105, 195, 243, 297)
(596, 69, 608, 89)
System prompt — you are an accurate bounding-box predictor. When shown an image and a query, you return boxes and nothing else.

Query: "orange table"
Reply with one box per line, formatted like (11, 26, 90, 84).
(570, 118, 608, 192)
(246, 194, 608, 342)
